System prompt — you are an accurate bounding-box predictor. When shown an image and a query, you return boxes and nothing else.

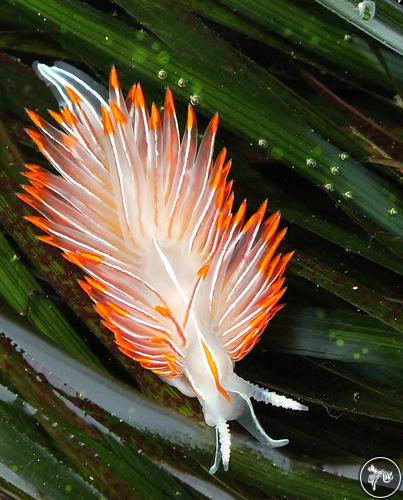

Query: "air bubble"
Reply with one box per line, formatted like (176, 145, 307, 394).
(306, 158, 317, 167)
(343, 191, 353, 199)
(339, 152, 349, 160)
(388, 207, 398, 216)
(258, 139, 268, 149)
(358, 1, 375, 21)
(344, 34, 352, 41)
(158, 69, 167, 80)
(177, 78, 187, 88)
(324, 183, 334, 192)
(330, 165, 340, 175)
(190, 95, 200, 106)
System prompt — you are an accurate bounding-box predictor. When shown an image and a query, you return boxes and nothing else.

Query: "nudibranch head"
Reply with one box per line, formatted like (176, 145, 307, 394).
(20, 62, 307, 474)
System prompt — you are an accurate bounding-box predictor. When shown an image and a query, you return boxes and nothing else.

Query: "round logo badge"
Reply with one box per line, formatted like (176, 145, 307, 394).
(359, 457, 401, 498)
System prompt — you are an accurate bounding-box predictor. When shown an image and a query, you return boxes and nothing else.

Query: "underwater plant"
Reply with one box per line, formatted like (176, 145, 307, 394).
(0, 0, 402, 498)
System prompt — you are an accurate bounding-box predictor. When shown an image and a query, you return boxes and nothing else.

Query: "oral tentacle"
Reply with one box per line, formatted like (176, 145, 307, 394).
(245, 381, 309, 411)
(235, 391, 289, 448)
(217, 421, 231, 472)
(209, 426, 222, 475)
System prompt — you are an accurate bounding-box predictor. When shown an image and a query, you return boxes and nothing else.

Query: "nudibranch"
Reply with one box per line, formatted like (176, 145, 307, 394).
(20, 62, 307, 473)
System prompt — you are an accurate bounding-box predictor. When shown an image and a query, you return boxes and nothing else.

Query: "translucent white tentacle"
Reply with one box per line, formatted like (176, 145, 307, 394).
(235, 391, 289, 448)
(209, 426, 222, 475)
(217, 421, 231, 472)
(34, 61, 108, 111)
(246, 381, 308, 411)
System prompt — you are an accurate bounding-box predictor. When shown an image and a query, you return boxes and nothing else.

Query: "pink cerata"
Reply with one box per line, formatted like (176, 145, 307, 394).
(20, 62, 308, 473)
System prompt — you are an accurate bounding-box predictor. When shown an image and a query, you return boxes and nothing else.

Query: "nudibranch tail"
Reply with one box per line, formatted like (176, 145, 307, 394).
(21, 62, 307, 473)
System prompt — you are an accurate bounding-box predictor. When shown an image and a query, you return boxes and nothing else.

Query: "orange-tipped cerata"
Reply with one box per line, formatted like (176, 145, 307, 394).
(21, 62, 305, 475)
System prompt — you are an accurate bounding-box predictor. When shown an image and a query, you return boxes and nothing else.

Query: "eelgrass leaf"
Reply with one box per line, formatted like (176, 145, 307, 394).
(0, 312, 368, 499)
(6, 0, 403, 256)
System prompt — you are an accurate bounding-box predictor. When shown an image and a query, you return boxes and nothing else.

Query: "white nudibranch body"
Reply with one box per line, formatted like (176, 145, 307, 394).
(21, 62, 308, 474)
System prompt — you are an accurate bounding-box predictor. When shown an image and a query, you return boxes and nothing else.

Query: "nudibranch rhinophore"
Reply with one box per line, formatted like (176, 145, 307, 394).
(20, 62, 307, 474)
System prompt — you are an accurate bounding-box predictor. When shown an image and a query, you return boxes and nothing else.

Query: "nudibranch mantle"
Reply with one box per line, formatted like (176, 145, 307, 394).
(20, 62, 307, 474)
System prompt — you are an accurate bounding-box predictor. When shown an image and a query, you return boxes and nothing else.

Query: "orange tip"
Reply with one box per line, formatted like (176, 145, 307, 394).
(155, 305, 172, 317)
(197, 264, 210, 279)
(26, 109, 44, 129)
(150, 103, 161, 130)
(164, 88, 175, 113)
(135, 84, 145, 110)
(24, 215, 50, 232)
(48, 109, 64, 126)
(209, 113, 219, 135)
(109, 66, 120, 90)
(110, 102, 126, 125)
(187, 105, 196, 130)
(25, 128, 45, 150)
(65, 87, 81, 106)
(101, 106, 114, 135)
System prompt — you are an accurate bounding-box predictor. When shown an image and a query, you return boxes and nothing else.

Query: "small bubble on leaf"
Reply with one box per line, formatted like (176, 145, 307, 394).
(306, 158, 317, 167)
(158, 69, 167, 80)
(388, 207, 398, 216)
(324, 183, 334, 192)
(177, 78, 187, 88)
(339, 152, 349, 160)
(190, 94, 200, 106)
(330, 165, 340, 175)
(343, 191, 353, 199)
(258, 139, 268, 149)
